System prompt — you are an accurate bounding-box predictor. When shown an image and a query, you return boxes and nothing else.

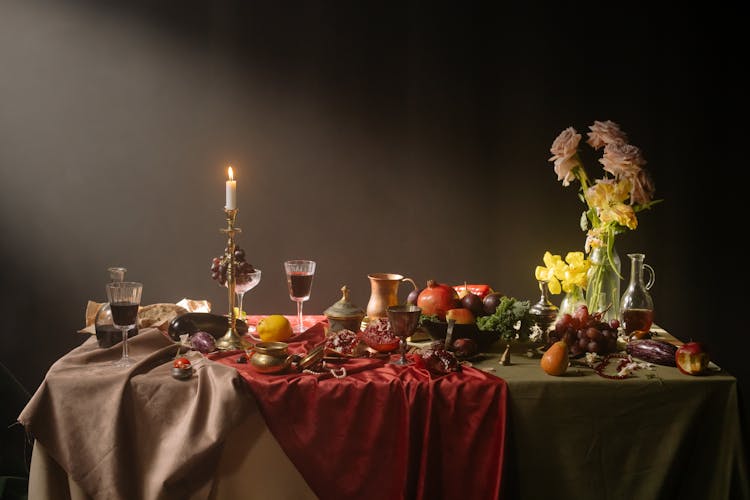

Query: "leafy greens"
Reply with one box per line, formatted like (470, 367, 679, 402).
(476, 296, 532, 341)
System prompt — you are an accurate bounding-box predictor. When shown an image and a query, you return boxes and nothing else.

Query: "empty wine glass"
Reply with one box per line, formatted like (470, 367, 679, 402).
(284, 260, 316, 333)
(106, 281, 143, 368)
(229, 269, 262, 320)
(386, 305, 421, 365)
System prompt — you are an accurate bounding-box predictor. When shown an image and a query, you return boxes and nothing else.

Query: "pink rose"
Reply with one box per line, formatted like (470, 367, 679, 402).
(586, 120, 628, 149)
(549, 127, 582, 186)
(630, 169, 655, 205)
(599, 142, 645, 179)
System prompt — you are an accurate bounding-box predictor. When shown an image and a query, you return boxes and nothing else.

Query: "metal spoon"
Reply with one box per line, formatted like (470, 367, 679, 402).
(445, 319, 456, 350)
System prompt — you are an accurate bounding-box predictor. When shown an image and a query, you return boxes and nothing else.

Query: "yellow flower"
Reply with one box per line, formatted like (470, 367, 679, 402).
(561, 251, 590, 292)
(535, 251, 590, 294)
(534, 251, 565, 294)
(585, 179, 638, 230)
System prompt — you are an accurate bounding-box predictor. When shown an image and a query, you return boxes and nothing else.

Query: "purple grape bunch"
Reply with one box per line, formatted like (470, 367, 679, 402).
(210, 245, 256, 286)
(548, 305, 620, 356)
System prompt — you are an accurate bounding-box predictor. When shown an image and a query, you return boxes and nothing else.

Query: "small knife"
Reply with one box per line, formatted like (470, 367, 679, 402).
(445, 319, 456, 350)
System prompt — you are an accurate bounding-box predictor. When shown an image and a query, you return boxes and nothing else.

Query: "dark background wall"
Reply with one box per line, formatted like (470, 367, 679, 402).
(1, 1, 745, 433)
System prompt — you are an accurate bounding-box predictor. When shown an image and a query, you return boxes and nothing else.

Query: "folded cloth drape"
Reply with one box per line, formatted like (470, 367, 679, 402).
(213, 322, 508, 500)
(18, 328, 251, 500)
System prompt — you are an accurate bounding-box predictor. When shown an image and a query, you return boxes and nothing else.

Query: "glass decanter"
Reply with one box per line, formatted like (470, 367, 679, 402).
(95, 267, 138, 348)
(619, 253, 655, 335)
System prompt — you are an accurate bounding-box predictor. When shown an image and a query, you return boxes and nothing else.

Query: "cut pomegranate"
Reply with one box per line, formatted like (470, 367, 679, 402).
(359, 318, 400, 352)
(325, 329, 366, 357)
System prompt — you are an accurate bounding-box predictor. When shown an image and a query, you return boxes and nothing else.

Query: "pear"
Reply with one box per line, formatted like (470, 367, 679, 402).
(541, 340, 569, 376)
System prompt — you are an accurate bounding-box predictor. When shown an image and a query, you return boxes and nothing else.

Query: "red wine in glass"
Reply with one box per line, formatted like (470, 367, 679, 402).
(284, 260, 316, 333)
(621, 308, 654, 334)
(289, 273, 314, 300)
(106, 281, 143, 368)
(111, 302, 139, 326)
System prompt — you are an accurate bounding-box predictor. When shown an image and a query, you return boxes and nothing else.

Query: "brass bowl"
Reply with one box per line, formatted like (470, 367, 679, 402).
(246, 341, 294, 374)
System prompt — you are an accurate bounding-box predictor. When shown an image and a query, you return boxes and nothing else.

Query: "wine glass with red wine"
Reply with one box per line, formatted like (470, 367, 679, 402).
(284, 260, 316, 334)
(105, 281, 143, 367)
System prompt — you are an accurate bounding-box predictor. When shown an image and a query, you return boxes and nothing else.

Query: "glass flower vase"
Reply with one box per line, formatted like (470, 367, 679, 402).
(585, 242, 621, 322)
(559, 285, 586, 316)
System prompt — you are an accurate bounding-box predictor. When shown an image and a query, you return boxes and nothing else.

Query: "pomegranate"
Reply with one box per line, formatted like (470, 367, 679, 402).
(360, 318, 400, 352)
(417, 344, 461, 374)
(416, 280, 459, 320)
(325, 329, 366, 357)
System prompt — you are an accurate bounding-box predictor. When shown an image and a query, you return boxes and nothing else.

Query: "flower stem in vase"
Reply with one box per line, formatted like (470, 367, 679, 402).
(560, 285, 586, 316)
(585, 243, 621, 321)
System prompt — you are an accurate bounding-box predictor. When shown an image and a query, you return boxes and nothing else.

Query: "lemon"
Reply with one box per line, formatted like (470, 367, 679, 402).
(257, 315, 292, 342)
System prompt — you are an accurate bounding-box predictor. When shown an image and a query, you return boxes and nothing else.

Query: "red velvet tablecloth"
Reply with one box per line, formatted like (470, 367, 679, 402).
(211, 317, 508, 500)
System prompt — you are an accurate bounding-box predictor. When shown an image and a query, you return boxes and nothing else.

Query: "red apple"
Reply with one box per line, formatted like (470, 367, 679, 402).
(675, 342, 710, 375)
(445, 308, 475, 325)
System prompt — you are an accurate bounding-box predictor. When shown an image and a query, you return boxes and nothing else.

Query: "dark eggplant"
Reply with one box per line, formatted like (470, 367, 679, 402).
(625, 339, 678, 366)
(168, 312, 248, 341)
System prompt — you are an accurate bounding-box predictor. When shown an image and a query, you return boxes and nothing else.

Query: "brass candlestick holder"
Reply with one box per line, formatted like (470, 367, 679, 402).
(215, 208, 251, 351)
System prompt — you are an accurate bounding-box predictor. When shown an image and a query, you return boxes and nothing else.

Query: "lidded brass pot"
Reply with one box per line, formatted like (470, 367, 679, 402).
(324, 285, 366, 333)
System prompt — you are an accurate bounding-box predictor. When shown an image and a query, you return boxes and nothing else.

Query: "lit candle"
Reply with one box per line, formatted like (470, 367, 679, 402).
(225, 166, 237, 209)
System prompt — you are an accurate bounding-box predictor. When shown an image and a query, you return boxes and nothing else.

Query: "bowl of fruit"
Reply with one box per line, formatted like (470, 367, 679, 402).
(407, 281, 548, 351)
(419, 318, 500, 353)
(409, 281, 515, 352)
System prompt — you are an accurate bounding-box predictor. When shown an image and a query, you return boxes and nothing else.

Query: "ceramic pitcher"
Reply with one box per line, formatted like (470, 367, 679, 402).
(366, 273, 417, 319)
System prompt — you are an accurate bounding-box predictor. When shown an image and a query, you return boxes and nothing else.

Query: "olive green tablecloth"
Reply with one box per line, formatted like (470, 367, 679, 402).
(22, 327, 749, 500)
(470, 330, 748, 500)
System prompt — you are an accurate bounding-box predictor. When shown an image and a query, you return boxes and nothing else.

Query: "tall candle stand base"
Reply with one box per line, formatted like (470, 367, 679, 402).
(215, 208, 251, 351)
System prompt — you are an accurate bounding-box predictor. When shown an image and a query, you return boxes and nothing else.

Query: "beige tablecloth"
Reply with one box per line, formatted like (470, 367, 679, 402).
(28, 408, 317, 500)
(19, 329, 257, 500)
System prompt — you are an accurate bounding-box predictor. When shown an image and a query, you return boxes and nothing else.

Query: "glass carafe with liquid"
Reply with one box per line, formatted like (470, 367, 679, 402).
(619, 254, 655, 335)
(95, 267, 138, 347)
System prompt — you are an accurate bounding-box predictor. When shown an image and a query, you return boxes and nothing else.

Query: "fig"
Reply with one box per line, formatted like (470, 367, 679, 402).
(406, 287, 424, 306)
(482, 292, 504, 315)
(452, 338, 479, 359)
(461, 292, 486, 317)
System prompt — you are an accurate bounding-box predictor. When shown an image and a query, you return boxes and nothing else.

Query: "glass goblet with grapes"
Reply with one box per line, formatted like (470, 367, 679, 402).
(211, 245, 261, 322)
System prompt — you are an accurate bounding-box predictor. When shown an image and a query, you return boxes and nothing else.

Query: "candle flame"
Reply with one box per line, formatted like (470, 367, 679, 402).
(228, 166, 234, 180)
